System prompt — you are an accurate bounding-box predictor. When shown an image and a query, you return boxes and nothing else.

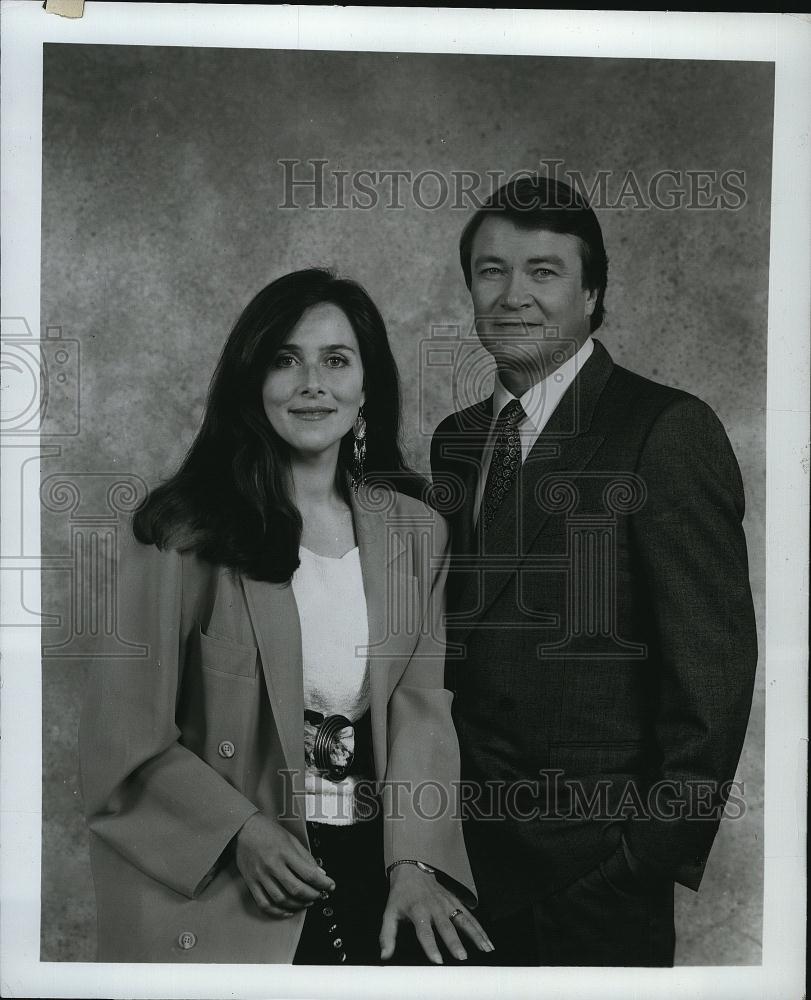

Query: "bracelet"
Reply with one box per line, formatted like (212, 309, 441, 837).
(387, 859, 437, 877)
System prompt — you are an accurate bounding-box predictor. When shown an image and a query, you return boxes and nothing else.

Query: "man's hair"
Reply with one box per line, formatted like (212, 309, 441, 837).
(459, 175, 609, 332)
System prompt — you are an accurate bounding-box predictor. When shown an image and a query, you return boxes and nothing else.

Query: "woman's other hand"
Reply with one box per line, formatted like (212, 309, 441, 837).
(234, 812, 334, 918)
(379, 865, 494, 963)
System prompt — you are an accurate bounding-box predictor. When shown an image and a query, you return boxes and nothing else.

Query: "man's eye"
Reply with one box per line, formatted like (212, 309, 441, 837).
(533, 268, 554, 278)
(479, 267, 504, 276)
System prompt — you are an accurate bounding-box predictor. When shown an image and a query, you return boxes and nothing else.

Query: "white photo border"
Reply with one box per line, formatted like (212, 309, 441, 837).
(1, 5, 808, 999)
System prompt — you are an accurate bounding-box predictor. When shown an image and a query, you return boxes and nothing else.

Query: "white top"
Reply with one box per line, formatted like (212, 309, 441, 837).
(474, 336, 594, 524)
(291, 545, 372, 825)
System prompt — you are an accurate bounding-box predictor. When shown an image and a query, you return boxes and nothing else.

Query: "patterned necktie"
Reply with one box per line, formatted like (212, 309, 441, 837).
(480, 399, 526, 532)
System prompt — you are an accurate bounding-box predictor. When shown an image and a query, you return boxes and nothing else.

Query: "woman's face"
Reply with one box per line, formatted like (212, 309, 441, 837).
(262, 302, 365, 462)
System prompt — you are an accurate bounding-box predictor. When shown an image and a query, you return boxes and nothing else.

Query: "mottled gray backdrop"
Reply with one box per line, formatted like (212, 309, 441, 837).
(40, 44, 772, 964)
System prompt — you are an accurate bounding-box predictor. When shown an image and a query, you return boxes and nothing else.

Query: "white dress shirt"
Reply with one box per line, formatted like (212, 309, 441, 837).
(474, 336, 594, 524)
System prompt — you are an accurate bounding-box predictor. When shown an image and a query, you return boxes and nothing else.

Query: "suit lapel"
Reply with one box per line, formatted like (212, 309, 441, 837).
(451, 340, 614, 647)
(437, 398, 492, 560)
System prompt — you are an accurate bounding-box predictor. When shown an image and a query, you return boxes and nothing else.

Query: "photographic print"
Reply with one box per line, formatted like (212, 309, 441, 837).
(1, 6, 807, 999)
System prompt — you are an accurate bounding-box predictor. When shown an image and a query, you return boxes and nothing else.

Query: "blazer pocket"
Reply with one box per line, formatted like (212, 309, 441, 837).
(197, 626, 258, 678)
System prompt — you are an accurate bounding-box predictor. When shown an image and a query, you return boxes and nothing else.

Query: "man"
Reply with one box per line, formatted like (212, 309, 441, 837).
(429, 175, 757, 966)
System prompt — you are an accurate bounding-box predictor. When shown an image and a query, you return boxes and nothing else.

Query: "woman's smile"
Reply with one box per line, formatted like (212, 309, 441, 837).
(289, 406, 338, 420)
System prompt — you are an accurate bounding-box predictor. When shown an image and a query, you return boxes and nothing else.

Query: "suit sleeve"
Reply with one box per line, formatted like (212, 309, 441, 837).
(381, 512, 477, 908)
(623, 396, 757, 890)
(78, 526, 259, 899)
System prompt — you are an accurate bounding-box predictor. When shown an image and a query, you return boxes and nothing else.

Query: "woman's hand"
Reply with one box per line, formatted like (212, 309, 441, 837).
(379, 865, 494, 964)
(234, 812, 335, 918)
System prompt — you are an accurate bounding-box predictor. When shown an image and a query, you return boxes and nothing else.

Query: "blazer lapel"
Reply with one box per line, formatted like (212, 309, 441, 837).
(352, 484, 388, 705)
(452, 340, 614, 647)
(240, 484, 449, 783)
(241, 575, 305, 778)
(351, 485, 417, 777)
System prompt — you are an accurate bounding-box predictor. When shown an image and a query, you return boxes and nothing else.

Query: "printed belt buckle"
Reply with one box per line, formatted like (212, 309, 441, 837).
(306, 711, 355, 781)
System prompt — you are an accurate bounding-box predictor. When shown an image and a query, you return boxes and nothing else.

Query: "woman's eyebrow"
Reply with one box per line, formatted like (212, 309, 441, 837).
(276, 343, 358, 354)
(321, 343, 358, 353)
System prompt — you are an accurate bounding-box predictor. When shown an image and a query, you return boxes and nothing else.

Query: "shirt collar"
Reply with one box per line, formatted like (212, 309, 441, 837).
(492, 336, 594, 432)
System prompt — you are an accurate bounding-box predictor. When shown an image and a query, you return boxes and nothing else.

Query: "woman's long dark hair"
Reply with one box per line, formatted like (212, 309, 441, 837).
(133, 268, 425, 582)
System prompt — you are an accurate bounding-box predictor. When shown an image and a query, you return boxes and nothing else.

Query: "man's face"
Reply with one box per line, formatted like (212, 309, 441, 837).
(469, 217, 597, 394)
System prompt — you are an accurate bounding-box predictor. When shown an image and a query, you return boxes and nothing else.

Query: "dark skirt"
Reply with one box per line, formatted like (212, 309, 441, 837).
(292, 812, 429, 966)
(294, 708, 427, 966)
(293, 814, 387, 965)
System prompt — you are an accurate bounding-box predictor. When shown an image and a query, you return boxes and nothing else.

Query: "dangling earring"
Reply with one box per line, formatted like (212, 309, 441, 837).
(352, 405, 367, 493)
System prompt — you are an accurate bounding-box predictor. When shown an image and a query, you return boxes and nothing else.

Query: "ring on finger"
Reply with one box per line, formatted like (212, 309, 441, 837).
(449, 908, 464, 921)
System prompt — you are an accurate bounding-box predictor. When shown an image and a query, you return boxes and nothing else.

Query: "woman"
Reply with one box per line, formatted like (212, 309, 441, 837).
(78, 268, 493, 965)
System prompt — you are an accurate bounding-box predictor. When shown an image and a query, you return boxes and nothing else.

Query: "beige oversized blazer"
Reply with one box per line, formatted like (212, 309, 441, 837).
(79, 486, 475, 963)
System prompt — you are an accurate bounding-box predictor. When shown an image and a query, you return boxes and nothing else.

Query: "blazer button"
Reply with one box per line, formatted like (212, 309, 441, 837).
(178, 931, 197, 950)
(218, 740, 235, 759)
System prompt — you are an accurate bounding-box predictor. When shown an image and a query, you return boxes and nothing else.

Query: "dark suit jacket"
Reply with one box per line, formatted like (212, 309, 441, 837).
(430, 339, 757, 917)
